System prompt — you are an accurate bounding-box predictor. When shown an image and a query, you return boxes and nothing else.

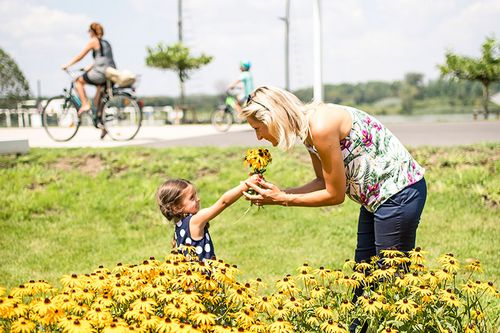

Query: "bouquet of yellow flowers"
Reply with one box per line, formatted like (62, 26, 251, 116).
(244, 148, 272, 175)
(243, 148, 272, 198)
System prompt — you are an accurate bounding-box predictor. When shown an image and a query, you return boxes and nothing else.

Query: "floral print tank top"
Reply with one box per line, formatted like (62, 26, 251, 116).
(307, 105, 425, 212)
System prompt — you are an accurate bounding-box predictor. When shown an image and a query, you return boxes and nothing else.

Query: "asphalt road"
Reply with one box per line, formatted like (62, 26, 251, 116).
(143, 121, 500, 148)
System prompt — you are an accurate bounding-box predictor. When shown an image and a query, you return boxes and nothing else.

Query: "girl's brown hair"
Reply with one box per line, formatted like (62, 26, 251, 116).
(89, 22, 104, 39)
(156, 179, 192, 221)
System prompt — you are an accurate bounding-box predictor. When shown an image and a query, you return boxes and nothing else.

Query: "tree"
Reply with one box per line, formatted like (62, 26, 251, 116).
(0, 47, 31, 108)
(438, 36, 500, 118)
(145, 42, 213, 106)
(399, 72, 424, 114)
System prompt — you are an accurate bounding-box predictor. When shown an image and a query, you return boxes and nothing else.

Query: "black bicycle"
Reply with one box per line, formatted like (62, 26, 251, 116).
(42, 69, 142, 142)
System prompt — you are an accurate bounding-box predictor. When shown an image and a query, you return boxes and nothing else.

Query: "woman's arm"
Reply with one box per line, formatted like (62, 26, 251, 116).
(189, 182, 248, 239)
(62, 38, 98, 69)
(284, 151, 325, 194)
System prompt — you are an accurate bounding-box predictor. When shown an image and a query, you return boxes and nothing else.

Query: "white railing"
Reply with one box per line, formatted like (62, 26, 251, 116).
(0, 106, 183, 128)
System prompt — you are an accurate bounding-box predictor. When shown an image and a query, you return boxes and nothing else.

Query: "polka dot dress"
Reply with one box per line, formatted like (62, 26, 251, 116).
(174, 214, 215, 261)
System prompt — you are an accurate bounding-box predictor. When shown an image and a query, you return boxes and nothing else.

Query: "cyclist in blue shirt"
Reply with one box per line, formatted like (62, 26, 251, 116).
(228, 61, 254, 114)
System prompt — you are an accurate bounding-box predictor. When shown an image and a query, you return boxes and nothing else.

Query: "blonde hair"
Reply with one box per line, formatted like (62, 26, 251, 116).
(156, 179, 192, 221)
(240, 86, 311, 151)
(89, 22, 104, 39)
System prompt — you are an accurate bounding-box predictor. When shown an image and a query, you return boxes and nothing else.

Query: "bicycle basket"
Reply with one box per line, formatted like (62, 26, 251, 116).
(105, 67, 137, 88)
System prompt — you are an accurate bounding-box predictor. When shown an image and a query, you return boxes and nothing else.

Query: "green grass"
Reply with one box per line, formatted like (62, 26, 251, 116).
(0, 144, 499, 290)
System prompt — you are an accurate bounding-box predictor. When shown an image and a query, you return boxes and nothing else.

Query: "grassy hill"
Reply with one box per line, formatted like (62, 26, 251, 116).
(0, 144, 498, 290)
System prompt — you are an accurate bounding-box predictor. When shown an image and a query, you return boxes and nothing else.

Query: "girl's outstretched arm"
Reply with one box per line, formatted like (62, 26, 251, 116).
(189, 181, 249, 239)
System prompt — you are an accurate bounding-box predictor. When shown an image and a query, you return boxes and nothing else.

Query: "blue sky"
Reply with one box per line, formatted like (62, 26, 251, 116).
(1, 0, 499, 97)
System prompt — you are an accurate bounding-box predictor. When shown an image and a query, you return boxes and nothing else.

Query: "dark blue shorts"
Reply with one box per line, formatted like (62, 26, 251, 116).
(354, 178, 427, 263)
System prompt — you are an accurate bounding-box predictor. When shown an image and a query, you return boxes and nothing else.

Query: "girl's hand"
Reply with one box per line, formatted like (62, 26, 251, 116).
(243, 179, 286, 206)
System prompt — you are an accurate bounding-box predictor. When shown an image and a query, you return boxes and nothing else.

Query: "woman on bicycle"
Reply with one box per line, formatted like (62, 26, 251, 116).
(61, 22, 116, 121)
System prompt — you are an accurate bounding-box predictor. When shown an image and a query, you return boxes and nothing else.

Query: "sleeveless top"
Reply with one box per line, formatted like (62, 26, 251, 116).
(174, 214, 215, 261)
(87, 39, 116, 84)
(306, 105, 425, 213)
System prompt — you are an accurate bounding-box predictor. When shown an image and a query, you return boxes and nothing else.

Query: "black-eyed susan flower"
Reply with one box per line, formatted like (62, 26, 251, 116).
(441, 258, 460, 274)
(481, 281, 496, 295)
(31, 297, 57, 317)
(393, 309, 410, 322)
(315, 304, 335, 321)
(131, 296, 156, 314)
(190, 310, 216, 327)
(395, 298, 418, 314)
(381, 326, 399, 333)
(320, 320, 348, 333)
(254, 296, 274, 314)
(163, 301, 187, 319)
(408, 247, 427, 265)
(464, 323, 477, 333)
(60, 274, 83, 289)
(339, 299, 354, 313)
(86, 306, 113, 326)
(360, 297, 382, 315)
(267, 318, 293, 333)
(10, 317, 36, 333)
(58, 317, 95, 333)
(464, 259, 482, 273)
(155, 317, 178, 333)
(342, 259, 356, 271)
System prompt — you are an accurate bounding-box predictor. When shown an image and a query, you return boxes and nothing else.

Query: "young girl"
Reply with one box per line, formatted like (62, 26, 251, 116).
(156, 177, 254, 261)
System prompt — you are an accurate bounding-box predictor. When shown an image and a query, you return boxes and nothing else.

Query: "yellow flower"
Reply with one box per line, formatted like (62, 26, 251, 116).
(464, 323, 477, 333)
(86, 306, 113, 326)
(441, 258, 460, 273)
(381, 326, 399, 333)
(10, 284, 32, 298)
(354, 262, 373, 272)
(481, 281, 496, 295)
(360, 297, 382, 315)
(268, 318, 294, 333)
(310, 286, 327, 300)
(58, 317, 95, 333)
(306, 315, 320, 327)
(461, 282, 479, 296)
(319, 320, 348, 333)
(190, 310, 216, 327)
(31, 297, 58, 317)
(339, 299, 354, 313)
(315, 304, 335, 320)
(402, 272, 422, 286)
(275, 276, 296, 293)
(408, 247, 427, 265)
(471, 309, 485, 321)
(61, 274, 82, 288)
(155, 317, 178, 333)
(338, 276, 360, 289)
(435, 269, 453, 283)
(395, 298, 418, 314)
(227, 287, 250, 305)
(439, 289, 461, 308)
(234, 307, 256, 328)
(393, 309, 410, 322)
(10, 317, 36, 333)
(254, 296, 274, 314)
(342, 259, 356, 271)
(131, 296, 156, 314)
(164, 301, 187, 319)
(464, 259, 482, 273)
(370, 266, 396, 281)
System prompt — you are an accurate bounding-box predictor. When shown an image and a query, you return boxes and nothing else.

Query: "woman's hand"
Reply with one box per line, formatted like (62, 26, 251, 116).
(243, 178, 287, 206)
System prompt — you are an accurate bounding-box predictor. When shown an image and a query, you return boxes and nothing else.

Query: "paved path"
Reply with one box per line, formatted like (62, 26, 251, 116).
(1, 121, 499, 149)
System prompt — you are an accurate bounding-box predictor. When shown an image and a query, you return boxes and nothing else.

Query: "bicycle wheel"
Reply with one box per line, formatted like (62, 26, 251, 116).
(42, 95, 80, 142)
(211, 107, 233, 132)
(102, 92, 142, 141)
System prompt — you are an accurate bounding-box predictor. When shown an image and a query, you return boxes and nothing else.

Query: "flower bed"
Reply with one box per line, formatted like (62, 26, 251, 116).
(0, 248, 497, 332)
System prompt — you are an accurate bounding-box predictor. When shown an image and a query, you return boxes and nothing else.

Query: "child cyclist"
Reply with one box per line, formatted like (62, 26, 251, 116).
(156, 177, 257, 261)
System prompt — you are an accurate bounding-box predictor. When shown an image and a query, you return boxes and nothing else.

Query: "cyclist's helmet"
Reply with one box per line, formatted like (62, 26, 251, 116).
(240, 60, 251, 71)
